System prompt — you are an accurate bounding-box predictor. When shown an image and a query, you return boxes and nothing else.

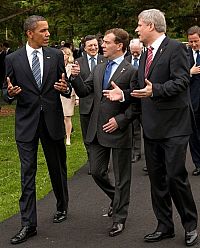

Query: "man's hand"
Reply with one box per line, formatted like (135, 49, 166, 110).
(54, 73, 69, 92)
(103, 81, 123, 101)
(7, 77, 21, 97)
(190, 65, 200, 75)
(71, 61, 80, 77)
(131, 79, 152, 98)
(102, 117, 118, 133)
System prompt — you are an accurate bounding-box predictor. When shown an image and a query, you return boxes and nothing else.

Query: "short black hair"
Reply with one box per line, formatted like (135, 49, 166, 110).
(83, 35, 97, 47)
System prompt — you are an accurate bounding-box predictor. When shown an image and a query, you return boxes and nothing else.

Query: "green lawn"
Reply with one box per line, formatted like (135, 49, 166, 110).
(0, 104, 87, 222)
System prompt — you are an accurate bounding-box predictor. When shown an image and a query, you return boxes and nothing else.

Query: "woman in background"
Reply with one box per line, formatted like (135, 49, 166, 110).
(60, 47, 78, 145)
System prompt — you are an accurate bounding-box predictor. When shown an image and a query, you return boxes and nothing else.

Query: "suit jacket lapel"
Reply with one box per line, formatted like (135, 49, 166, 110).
(18, 47, 38, 88)
(107, 59, 129, 88)
(42, 48, 51, 89)
(147, 37, 169, 77)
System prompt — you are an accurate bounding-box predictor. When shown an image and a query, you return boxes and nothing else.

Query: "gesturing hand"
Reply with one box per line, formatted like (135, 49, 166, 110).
(103, 81, 123, 101)
(7, 77, 22, 97)
(130, 79, 152, 98)
(54, 73, 69, 92)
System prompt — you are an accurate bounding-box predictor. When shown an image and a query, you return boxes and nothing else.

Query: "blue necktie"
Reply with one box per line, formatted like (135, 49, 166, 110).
(196, 50, 200, 66)
(103, 61, 115, 89)
(32, 50, 41, 88)
(133, 57, 139, 69)
(90, 57, 96, 71)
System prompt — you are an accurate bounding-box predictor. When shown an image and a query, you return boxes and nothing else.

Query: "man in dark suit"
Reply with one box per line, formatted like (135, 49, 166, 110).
(103, 9, 198, 246)
(76, 35, 105, 174)
(70, 28, 137, 237)
(3, 15, 71, 245)
(187, 26, 200, 176)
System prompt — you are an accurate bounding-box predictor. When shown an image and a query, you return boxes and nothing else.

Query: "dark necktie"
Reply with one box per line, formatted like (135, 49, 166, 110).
(32, 50, 41, 88)
(133, 57, 139, 69)
(103, 60, 115, 89)
(90, 57, 96, 71)
(196, 50, 200, 66)
(145, 46, 153, 78)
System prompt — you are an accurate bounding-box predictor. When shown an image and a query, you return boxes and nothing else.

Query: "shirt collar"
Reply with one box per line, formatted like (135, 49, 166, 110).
(26, 43, 43, 57)
(150, 34, 166, 52)
(112, 54, 124, 65)
(87, 54, 98, 61)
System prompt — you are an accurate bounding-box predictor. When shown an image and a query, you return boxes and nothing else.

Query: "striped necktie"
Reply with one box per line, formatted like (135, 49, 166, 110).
(145, 46, 153, 78)
(133, 57, 139, 69)
(32, 50, 41, 88)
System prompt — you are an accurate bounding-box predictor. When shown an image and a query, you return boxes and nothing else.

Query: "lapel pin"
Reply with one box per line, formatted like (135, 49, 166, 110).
(120, 68, 125, 73)
(160, 49, 163, 53)
(47, 56, 51, 59)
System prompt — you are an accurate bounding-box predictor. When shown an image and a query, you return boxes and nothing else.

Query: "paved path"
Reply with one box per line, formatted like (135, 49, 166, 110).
(0, 152, 199, 248)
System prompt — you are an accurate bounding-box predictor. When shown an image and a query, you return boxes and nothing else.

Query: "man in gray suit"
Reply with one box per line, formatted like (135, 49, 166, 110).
(70, 28, 137, 237)
(3, 15, 71, 244)
(76, 35, 105, 174)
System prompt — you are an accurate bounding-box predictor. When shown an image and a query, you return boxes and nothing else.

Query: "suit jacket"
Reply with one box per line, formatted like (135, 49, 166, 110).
(188, 47, 200, 112)
(71, 59, 137, 148)
(3, 46, 71, 142)
(130, 37, 193, 139)
(76, 53, 106, 114)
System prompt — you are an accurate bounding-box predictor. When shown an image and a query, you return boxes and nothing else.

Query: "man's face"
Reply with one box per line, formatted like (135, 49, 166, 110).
(188, 33, 200, 51)
(135, 19, 151, 45)
(130, 44, 142, 58)
(84, 39, 99, 56)
(102, 33, 122, 60)
(27, 21, 50, 49)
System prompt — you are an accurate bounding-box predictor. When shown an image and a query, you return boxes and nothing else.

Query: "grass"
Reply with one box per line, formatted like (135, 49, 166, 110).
(0, 104, 87, 222)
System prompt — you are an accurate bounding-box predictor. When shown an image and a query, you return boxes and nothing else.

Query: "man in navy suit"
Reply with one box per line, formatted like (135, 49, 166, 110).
(103, 9, 198, 246)
(187, 26, 200, 176)
(3, 15, 71, 244)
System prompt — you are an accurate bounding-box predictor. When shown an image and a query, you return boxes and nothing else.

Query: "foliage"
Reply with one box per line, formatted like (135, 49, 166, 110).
(0, 105, 86, 222)
(0, 0, 199, 47)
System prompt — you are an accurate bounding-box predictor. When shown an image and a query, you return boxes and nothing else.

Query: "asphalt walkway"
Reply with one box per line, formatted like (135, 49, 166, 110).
(0, 152, 199, 248)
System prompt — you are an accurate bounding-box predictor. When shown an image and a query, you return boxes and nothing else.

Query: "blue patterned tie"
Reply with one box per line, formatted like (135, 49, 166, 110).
(133, 57, 138, 69)
(196, 50, 200, 66)
(32, 50, 41, 88)
(103, 61, 115, 89)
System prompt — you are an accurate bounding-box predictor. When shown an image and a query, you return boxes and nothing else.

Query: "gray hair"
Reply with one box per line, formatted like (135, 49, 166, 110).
(138, 9, 166, 33)
(129, 38, 143, 48)
(24, 15, 46, 33)
(187, 26, 200, 36)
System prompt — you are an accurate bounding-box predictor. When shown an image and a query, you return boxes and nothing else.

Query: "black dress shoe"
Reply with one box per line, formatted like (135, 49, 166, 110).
(108, 206, 113, 217)
(10, 226, 37, 244)
(53, 210, 67, 223)
(109, 222, 125, 237)
(132, 155, 141, 163)
(185, 229, 198, 246)
(144, 231, 175, 242)
(192, 168, 200, 176)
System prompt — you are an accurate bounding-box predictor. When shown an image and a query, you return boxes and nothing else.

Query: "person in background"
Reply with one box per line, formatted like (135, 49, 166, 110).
(187, 26, 200, 176)
(76, 35, 105, 174)
(103, 9, 198, 246)
(126, 38, 143, 164)
(60, 47, 78, 145)
(3, 15, 71, 245)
